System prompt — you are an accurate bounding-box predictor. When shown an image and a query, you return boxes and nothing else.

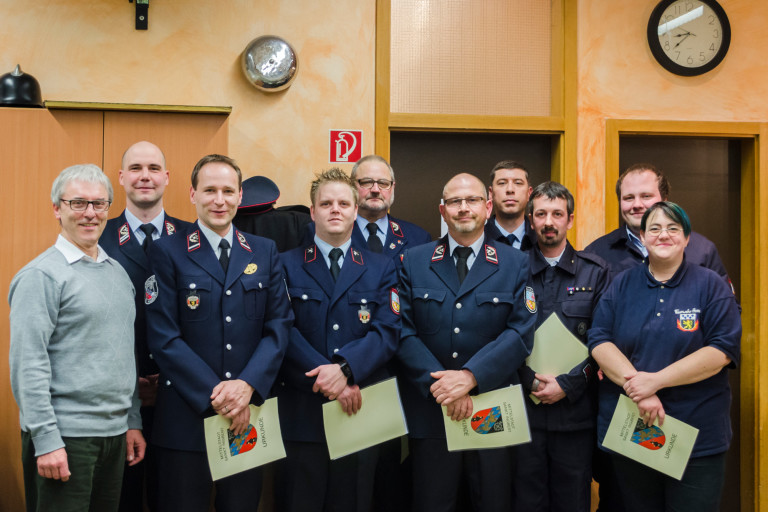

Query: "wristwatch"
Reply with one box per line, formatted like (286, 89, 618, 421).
(338, 360, 353, 379)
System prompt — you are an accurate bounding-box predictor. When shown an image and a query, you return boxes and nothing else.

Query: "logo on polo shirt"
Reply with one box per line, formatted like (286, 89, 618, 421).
(675, 308, 701, 332)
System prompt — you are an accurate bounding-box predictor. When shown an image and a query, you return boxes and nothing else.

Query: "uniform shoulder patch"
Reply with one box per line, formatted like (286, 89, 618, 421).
(432, 244, 446, 262)
(390, 220, 404, 238)
(237, 231, 252, 252)
(164, 220, 176, 236)
(305, 245, 317, 263)
(390, 288, 400, 314)
(484, 244, 498, 264)
(144, 275, 158, 305)
(187, 231, 201, 252)
(351, 247, 364, 265)
(525, 286, 537, 313)
(119, 223, 131, 246)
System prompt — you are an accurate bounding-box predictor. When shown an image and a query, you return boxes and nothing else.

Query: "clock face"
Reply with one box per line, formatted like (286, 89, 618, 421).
(648, 0, 731, 76)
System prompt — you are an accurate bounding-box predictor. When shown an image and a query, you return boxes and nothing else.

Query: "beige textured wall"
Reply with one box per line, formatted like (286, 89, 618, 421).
(0, 0, 376, 207)
(576, 0, 768, 247)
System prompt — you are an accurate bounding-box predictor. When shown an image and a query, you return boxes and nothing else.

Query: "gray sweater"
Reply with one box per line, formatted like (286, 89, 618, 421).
(9, 245, 141, 456)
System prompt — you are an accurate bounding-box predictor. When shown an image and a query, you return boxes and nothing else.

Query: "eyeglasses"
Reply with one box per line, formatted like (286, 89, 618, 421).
(357, 178, 394, 190)
(645, 226, 682, 237)
(60, 199, 112, 212)
(444, 196, 486, 208)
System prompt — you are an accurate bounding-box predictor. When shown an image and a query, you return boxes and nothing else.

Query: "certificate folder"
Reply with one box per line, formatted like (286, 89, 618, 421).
(443, 384, 531, 451)
(204, 398, 286, 481)
(322, 377, 408, 460)
(602, 394, 699, 480)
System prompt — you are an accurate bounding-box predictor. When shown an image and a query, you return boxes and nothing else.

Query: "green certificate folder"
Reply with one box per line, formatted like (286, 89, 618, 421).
(443, 384, 531, 451)
(602, 394, 699, 480)
(204, 398, 287, 481)
(322, 377, 408, 460)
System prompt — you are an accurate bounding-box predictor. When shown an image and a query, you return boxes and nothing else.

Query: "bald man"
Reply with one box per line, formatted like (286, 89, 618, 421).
(100, 141, 191, 512)
(396, 173, 536, 511)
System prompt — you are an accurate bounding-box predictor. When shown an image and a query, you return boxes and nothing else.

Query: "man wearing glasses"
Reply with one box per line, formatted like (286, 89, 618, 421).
(9, 164, 145, 512)
(396, 173, 536, 511)
(350, 155, 431, 261)
(100, 141, 190, 512)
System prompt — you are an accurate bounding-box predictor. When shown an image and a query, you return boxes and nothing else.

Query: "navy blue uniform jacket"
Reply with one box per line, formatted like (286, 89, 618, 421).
(275, 244, 401, 443)
(100, 212, 191, 377)
(145, 222, 293, 451)
(520, 242, 608, 431)
(397, 236, 537, 438)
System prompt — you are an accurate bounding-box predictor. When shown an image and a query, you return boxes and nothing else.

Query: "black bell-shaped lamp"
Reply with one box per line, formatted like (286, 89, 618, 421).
(0, 65, 44, 108)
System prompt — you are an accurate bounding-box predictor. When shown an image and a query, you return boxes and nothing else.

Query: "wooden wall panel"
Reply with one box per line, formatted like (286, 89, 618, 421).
(0, 108, 104, 512)
(103, 111, 229, 223)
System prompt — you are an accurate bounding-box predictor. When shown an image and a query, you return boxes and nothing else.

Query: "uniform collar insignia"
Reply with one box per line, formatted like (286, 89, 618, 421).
(432, 243, 446, 262)
(305, 245, 317, 263)
(237, 231, 252, 252)
(164, 220, 176, 236)
(187, 230, 201, 252)
(118, 222, 130, 246)
(484, 244, 498, 264)
(389, 220, 404, 238)
(351, 247, 364, 265)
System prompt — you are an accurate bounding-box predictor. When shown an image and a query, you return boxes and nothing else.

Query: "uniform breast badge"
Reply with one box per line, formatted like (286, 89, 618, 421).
(186, 290, 200, 310)
(358, 305, 371, 324)
(244, 263, 258, 275)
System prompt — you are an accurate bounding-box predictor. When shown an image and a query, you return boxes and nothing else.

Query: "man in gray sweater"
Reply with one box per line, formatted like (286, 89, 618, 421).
(9, 164, 145, 512)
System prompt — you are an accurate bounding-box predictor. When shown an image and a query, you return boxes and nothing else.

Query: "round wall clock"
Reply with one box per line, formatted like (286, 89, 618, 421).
(647, 0, 731, 76)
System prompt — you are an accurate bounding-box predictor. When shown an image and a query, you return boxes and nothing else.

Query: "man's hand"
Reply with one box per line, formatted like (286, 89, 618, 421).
(531, 373, 566, 404)
(126, 429, 146, 466)
(306, 364, 347, 400)
(336, 385, 363, 416)
(445, 394, 473, 421)
(138, 374, 159, 407)
(623, 371, 662, 403)
(429, 369, 477, 405)
(37, 447, 70, 481)
(229, 406, 252, 436)
(637, 394, 666, 427)
(211, 379, 255, 418)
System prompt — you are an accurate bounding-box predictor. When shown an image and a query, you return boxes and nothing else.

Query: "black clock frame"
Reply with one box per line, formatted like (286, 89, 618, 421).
(647, 0, 731, 77)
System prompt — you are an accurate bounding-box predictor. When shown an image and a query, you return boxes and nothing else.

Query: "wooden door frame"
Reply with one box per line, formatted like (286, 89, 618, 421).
(606, 118, 766, 512)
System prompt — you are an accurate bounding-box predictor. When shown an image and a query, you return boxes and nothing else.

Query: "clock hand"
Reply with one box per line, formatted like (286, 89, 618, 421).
(673, 33, 691, 49)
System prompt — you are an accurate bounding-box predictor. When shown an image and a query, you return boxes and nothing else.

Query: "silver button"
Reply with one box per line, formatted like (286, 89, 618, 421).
(226, 344, 232, 350)
(454, 327, 460, 334)
(166, 380, 171, 386)
(226, 290, 232, 296)
(259, 282, 263, 289)
(189, 283, 196, 289)
(225, 372, 232, 378)
(361, 299, 367, 304)
(452, 352, 458, 359)
(226, 316, 232, 323)
(660, 285, 665, 289)
(333, 348, 339, 353)
(423, 293, 429, 299)
(656, 312, 661, 317)
(493, 297, 499, 303)
(456, 303, 462, 309)
(659, 299, 664, 303)
(149, 354, 154, 360)
(333, 324, 340, 331)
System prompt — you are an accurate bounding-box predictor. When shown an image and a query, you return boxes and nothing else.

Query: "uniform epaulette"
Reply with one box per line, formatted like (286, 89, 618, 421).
(305, 245, 317, 263)
(350, 247, 364, 265)
(236, 231, 252, 252)
(119, 222, 131, 246)
(389, 220, 404, 238)
(164, 220, 176, 236)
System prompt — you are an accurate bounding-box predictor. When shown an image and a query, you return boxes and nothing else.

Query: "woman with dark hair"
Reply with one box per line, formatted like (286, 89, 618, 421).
(588, 201, 740, 512)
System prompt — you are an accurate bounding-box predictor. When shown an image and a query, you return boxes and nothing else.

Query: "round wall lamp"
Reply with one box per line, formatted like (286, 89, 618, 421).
(241, 36, 298, 93)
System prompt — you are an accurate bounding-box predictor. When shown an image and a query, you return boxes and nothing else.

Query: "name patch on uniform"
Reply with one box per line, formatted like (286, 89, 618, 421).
(237, 231, 251, 252)
(484, 245, 498, 264)
(186, 290, 200, 310)
(244, 263, 258, 275)
(144, 275, 158, 305)
(390, 288, 400, 314)
(358, 305, 371, 324)
(165, 221, 176, 236)
(119, 223, 131, 246)
(187, 231, 201, 252)
(675, 308, 700, 332)
(432, 244, 446, 262)
(305, 245, 317, 263)
(525, 286, 537, 313)
(351, 248, 364, 265)
(390, 220, 404, 238)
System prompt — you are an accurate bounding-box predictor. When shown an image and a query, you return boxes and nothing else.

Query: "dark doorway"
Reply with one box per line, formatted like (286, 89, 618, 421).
(390, 131, 555, 239)
(619, 135, 741, 512)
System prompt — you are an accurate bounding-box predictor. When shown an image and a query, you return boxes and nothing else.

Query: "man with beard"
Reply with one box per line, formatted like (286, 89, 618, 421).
(514, 182, 608, 512)
(397, 173, 536, 511)
(485, 160, 535, 250)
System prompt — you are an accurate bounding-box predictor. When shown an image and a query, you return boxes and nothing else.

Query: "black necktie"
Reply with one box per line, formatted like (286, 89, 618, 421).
(366, 223, 383, 253)
(454, 247, 472, 284)
(507, 234, 518, 248)
(219, 239, 230, 273)
(139, 224, 155, 253)
(329, 248, 343, 282)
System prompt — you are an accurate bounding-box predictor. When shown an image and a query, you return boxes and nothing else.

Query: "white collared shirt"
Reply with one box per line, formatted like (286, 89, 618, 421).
(55, 235, 109, 263)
